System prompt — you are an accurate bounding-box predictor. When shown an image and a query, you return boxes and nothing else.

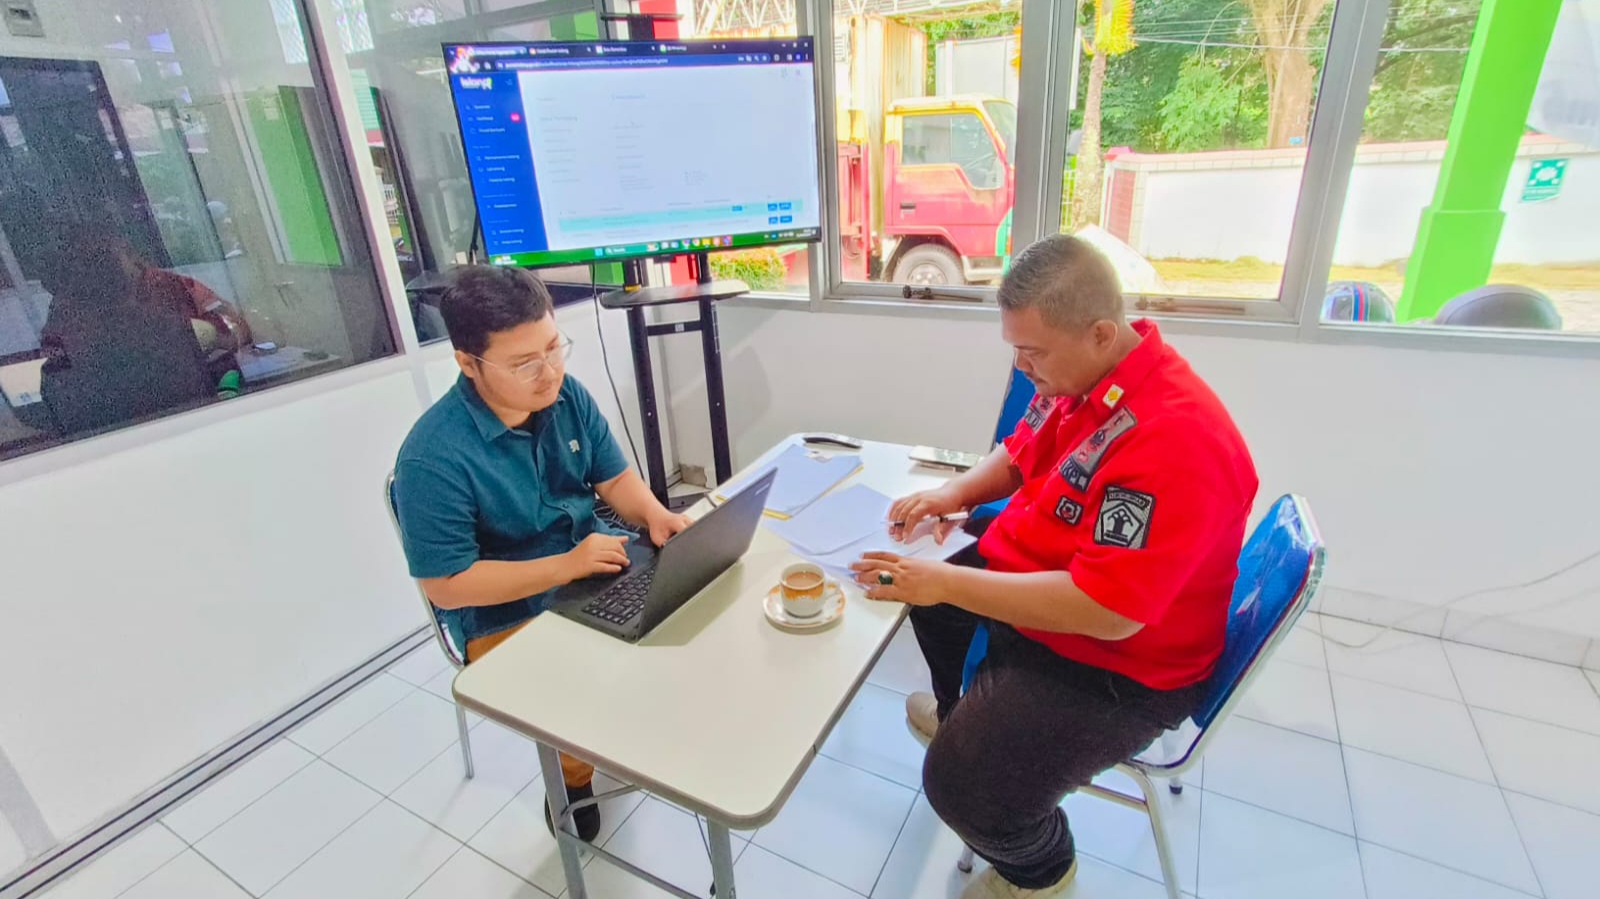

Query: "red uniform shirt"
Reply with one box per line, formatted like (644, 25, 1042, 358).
(978, 320, 1258, 689)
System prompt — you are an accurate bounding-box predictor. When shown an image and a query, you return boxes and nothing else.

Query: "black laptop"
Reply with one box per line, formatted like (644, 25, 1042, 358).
(548, 469, 778, 642)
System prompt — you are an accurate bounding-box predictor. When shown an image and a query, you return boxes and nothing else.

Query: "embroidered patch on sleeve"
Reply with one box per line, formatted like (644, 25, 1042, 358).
(1055, 497, 1084, 525)
(1094, 486, 1155, 549)
(1057, 407, 1137, 493)
(1022, 396, 1051, 431)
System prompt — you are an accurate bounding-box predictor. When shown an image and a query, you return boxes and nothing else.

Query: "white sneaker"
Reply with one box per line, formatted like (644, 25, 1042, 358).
(905, 691, 939, 746)
(959, 860, 1078, 898)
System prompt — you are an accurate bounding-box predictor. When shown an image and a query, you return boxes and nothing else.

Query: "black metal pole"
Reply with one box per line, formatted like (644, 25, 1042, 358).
(699, 295, 733, 484)
(625, 305, 670, 503)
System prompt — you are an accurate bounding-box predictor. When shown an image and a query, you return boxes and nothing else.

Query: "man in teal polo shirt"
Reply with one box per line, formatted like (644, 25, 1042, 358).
(393, 265, 692, 841)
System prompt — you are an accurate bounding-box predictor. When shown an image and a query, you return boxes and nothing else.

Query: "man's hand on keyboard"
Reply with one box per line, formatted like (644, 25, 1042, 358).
(648, 511, 694, 548)
(564, 533, 632, 582)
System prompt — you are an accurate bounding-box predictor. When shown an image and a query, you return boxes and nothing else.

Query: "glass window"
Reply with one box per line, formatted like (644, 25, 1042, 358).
(1324, 0, 1598, 335)
(832, 4, 1020, 289)
(0, 0, 395, 462)
(1056, 0, 1338, 304)
(358, 0, 811, 332)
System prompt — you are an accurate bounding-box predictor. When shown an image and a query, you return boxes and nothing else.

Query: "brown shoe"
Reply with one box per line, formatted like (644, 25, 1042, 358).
(906, 691, 939, 746)
(959, 860, 1078, 898)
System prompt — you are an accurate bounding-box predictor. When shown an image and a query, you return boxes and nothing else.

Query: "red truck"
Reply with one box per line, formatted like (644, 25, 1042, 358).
(838, 94, 1018, 285)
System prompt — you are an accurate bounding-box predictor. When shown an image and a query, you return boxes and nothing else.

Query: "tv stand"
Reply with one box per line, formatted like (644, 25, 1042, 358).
(600, 251, 746, 506)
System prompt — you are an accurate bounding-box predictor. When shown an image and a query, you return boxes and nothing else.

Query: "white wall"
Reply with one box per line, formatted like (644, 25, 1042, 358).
(0, 367, 423, 841)
(1123, 142, 1600, 267)
(667, 305, 1600, 654)
(0, 291, 649, 876)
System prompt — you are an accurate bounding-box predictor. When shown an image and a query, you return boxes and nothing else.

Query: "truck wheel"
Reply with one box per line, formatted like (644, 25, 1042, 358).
(893, 244, 963, 286)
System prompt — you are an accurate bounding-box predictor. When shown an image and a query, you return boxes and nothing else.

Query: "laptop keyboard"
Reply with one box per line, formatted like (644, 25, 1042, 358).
(580, 565, 659, 627)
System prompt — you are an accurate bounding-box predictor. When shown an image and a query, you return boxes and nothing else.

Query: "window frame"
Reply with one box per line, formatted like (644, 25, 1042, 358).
(764, 0, 1600, 359)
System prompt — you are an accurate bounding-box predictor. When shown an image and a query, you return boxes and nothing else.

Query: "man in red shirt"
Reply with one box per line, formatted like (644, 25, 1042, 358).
(852, 235, 1257, 898)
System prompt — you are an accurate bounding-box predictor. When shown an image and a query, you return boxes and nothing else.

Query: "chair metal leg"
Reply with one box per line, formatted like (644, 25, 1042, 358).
(455, 703, 475, 779)
(1160, 730, 1183, 794)
(957, 844, 976, 874)
(1126, 767, 1182, 899)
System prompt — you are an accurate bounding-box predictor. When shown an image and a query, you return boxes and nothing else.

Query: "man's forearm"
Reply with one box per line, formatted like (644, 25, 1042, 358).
(945, 446, 1024, 509)
(423, 556, 571, 610)
(596, 469, 668, 527)
(943, 565, 1143, 641)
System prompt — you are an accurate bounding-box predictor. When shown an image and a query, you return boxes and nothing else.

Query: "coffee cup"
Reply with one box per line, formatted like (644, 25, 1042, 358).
(779, 562, 830, 619)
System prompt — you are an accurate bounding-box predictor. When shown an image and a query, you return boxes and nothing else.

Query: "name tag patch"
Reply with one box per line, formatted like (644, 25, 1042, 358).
(1057, 407, 1137, 493)
(1055, 497, 1083, 525)
(1022, 396, 1051, 431)
(1095, 485, 1154, 549)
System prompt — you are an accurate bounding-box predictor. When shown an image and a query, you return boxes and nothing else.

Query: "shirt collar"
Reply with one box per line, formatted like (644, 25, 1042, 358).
(453, 374, 565, 442)
(1082, 319, 1167, 422)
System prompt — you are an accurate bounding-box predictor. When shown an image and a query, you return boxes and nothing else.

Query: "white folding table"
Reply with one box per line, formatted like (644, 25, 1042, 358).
(452, 435, 958, 899)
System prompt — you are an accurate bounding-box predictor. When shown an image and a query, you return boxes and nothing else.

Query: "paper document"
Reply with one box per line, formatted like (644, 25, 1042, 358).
(767, 483, 889, 553)
(715, 444, 862, 518)
(807, 529, 977, 582)
(767, 483, 977, 579)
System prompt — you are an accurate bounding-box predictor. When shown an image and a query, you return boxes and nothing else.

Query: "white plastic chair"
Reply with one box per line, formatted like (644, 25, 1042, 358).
(385, 471, 475, 778)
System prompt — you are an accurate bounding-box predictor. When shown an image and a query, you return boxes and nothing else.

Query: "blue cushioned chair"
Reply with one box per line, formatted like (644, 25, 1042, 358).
(956, 494, 1326, 899)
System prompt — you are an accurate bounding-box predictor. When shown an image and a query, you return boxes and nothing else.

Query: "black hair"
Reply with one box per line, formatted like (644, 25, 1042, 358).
(996, 234, 1124, 330)
(439, 265, 554, 357)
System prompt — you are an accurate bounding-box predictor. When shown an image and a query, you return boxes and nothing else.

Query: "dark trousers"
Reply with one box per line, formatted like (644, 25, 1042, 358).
(910, 602, 1205, 889)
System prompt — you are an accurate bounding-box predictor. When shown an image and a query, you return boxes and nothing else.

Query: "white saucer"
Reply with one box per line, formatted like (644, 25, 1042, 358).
(764, 583, 845, 632)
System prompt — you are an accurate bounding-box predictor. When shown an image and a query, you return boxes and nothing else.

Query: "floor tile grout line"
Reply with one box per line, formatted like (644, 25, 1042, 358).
(747, 820, 898, 898)
(806, 750, 924, 802)
(1236, 709, 1503, 788)
(102, 823, 186, 899)
(813, 746, 922, 794)
(465, 844, 561, 899)
(168, 750, 320, 852)
(1499, 784, 1600, 820)
(1465, 711, 1551, 899)
(1458, 700, 1600, 742)
(1324, 646, 1371, 899)
(865, 793, 919, 898)
(312, 682, 456, 768)
(194, 786, 385, 898)
(290, 673, 420, 758)
(357, 799, 467, 899)
(1351, 837, 1545, 899)
(1438, 647, 1544, 898)
(189, 844, 260, 899)
(1444, 653, 1504, 795)
(1191, 770, 1205, 897)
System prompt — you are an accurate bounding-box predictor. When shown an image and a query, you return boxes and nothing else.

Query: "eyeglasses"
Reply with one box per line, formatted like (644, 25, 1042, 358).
(472, 334, 573, 383)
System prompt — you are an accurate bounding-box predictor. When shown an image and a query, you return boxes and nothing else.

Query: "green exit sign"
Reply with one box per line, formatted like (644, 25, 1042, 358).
(1521, 158, 1568, 203)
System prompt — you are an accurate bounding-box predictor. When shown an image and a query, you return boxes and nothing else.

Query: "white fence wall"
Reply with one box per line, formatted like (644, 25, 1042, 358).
(1112, 137, 1600, 267)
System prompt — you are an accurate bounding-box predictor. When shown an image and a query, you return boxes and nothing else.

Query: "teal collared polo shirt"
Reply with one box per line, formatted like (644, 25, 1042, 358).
(393, 373, 631, 650)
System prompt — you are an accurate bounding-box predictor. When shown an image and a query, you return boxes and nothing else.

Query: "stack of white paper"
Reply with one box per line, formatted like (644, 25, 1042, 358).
(716, 444, 863, 518)
(768, 484, 977, 579)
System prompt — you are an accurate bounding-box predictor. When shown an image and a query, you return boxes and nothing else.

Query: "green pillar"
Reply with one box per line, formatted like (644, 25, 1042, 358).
(1396, 0, 1562, 321)
(551, 11, 601, 40)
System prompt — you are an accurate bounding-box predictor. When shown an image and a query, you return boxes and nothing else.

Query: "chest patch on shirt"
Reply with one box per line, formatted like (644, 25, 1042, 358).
(1055, 496, 1084, 525)
(1022, 395, 1051, 431)
(1058, 407, 1137, 491)
(569, 439, 581, 454)
(1095, 485, 1154, 549)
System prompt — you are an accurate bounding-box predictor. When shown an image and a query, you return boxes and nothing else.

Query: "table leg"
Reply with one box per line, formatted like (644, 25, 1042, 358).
(537, 742, 588, 899)
(707, 821, 738, 899)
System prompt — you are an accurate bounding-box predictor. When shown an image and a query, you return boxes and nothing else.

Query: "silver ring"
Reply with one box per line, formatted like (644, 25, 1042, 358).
(878, 572, 894, 586)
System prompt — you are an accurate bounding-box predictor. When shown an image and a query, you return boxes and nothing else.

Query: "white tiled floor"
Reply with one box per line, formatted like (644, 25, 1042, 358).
(44, 613, 1600, 899)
